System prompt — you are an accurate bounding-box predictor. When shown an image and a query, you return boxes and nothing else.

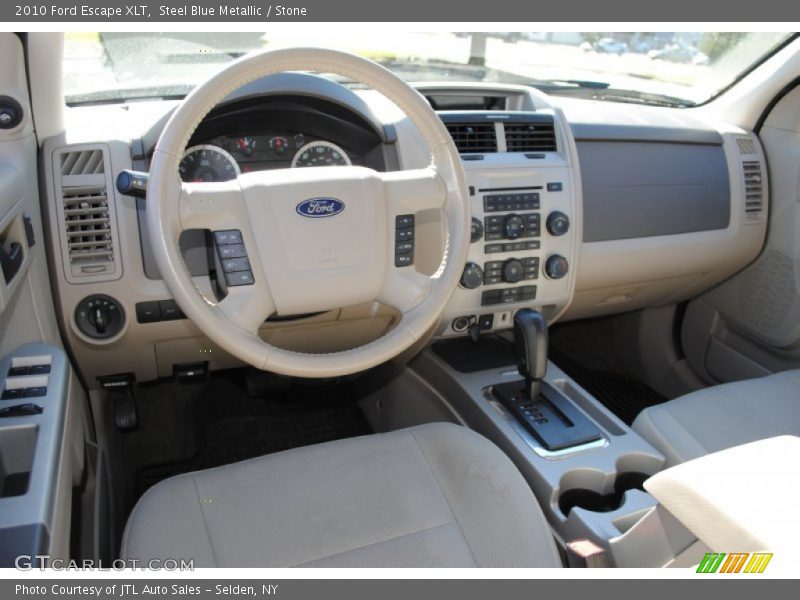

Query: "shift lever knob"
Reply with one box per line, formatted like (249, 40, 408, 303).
(513, 309, 548, 398)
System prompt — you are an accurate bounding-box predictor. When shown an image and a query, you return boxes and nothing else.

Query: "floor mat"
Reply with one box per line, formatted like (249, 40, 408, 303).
(129, 371, 372, 503)
(551, 351, 667, 426)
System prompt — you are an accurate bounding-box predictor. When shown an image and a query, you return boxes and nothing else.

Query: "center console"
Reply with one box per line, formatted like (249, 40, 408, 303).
(412, 326, 683, 567)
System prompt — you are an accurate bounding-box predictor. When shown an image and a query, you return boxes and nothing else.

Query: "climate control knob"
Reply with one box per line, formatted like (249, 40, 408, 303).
(546, 211, 570, 236)
(545, 255, 569, 280)
(460, 262, 484, 289)
(502, 259, 525, 284)
(503, 214, 525, 239)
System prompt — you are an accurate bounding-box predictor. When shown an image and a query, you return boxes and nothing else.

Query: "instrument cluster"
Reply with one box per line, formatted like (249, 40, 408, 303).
(178, 133, 355, 183)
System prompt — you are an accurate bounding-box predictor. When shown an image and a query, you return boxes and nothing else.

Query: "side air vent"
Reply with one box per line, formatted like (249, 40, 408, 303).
(52, 145, 122, 283)
(63, 186, 114, 266)
(444, 122, 498, 153)
(742, 160, 764, 215)
(503, 120, 557, 152)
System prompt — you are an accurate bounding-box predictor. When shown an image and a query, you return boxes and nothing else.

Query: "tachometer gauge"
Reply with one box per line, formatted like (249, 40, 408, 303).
(291, 141, 351, 168)
(178, 145, 241, 182)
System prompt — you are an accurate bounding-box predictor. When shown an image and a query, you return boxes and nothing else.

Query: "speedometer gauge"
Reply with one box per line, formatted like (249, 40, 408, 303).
(291, 141, 351, 168)
(179, 145, 241, 182)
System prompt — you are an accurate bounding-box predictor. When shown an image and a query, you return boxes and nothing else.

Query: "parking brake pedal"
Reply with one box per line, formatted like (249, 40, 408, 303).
(100, 373, 138, 432)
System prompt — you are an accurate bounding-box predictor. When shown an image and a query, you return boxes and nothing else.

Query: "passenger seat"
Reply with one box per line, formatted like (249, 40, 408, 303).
(633, 370, 800, 466)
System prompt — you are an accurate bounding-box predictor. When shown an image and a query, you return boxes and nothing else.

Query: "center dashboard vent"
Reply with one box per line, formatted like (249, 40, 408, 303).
(444, 122, 498, 153)
(440, 113, 558, 155)
(53, 146, 122, 283)
(503, 120, 557, 152)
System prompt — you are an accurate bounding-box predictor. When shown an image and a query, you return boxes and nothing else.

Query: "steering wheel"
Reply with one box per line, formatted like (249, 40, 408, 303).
(147, 48, 470, 378)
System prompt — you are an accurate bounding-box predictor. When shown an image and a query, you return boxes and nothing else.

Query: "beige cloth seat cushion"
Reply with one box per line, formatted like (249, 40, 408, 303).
(121, 422, 561, 567)
(633, 370, 800, 467)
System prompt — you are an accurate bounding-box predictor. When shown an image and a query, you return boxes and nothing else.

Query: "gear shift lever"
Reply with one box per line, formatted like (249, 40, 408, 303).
(494, 308, 601, 452)
(513, 308, 548, 399)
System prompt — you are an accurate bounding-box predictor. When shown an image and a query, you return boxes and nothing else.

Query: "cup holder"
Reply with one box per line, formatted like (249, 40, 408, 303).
(558, 471, 650, 517)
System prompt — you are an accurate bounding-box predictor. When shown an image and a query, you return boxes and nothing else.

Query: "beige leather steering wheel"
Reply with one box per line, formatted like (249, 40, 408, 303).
(147, 48, 470, 378)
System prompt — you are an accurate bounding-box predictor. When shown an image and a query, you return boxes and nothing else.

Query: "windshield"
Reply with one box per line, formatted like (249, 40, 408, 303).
(63, 32, 795, 107)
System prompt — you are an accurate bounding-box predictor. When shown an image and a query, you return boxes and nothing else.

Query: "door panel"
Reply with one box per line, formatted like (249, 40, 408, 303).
(683, 85, 800, 383)
(0, 33, 88, 564)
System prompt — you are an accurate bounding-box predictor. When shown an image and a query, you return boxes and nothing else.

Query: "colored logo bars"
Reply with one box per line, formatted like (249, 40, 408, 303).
(696, 552, 773, 573)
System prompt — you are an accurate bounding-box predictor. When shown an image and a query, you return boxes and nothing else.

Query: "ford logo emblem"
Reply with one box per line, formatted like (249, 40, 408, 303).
(296, 198, 345, 218)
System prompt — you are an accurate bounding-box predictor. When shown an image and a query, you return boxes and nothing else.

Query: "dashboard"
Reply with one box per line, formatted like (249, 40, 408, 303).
(41, 75, 769, 387)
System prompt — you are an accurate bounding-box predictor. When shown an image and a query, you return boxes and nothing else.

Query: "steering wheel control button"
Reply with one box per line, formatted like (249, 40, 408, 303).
(75, 295, 125, 339)
(395, 254, 413, 267)
(221, 257, 251, 273)
(483, 192, 540, 213)
(460, 262, 484, 289)
(213, 230, 243, 245)
(225, 271, 255, 286)
(547, 182, 564, 192)
(396, 215, 414, 229)
(545, 255, 570, 280)
(470, 218, 484, 243)
(396, 228, 414, 242)
(394, 214, 415, 267)
(217, 244, 247, 259)
(546, 211, 570, 236)
(480, 285, 537, 306)
(136, 301, 162, 324)
(212, 229, 255, 287)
